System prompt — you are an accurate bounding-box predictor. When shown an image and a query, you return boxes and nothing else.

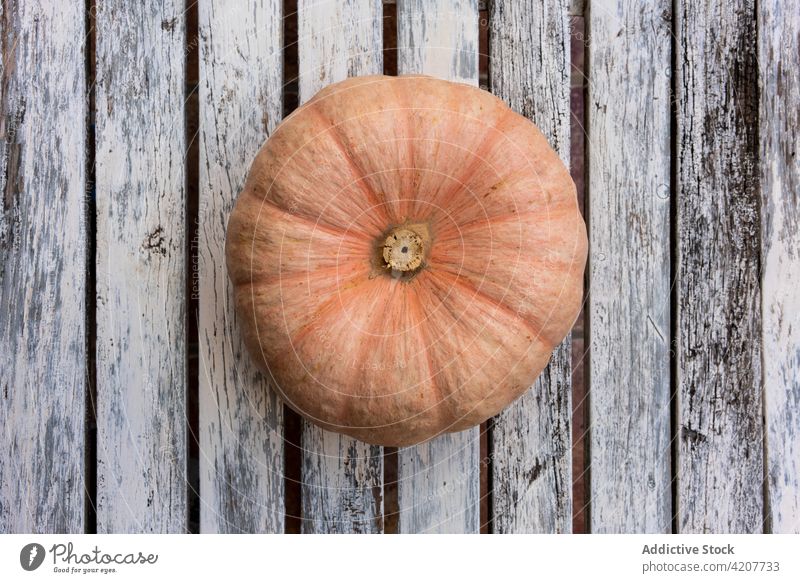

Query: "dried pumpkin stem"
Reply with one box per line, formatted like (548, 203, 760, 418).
(382, 225, 428, 272)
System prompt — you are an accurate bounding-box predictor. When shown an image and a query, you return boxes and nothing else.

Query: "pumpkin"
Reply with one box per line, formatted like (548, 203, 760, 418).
(226, 75, 587, 446)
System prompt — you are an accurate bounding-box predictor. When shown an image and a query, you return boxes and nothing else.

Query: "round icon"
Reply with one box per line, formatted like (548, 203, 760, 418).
(20, 543, 46, 571)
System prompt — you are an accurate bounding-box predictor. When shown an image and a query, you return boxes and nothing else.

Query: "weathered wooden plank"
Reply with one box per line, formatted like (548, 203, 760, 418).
(0, 0, 86, 533)
(297, 0, 384, 534)
(198, 0, 285, 533)
(384, 0, 594, 16)
(676, 0, 763, 533)
(586, 0, 672, 533)
(488, 0, 573, 534)
(95, 1, 187, 532)
(759, 0, 800, 533)
(398, 0, 477, 84)
(396, 0, 480, 534)
(569, 0, 585, 16)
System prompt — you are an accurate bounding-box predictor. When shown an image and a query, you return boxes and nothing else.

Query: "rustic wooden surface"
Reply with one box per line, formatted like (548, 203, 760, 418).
(396, 0, 481, 534)
(676, 0, 764, 533)
(398, 0, 477, 84)
(0, 0, 87, 533)
(198, 0, 286, 533)
(2, 0, 800, 536)
(383, 0, 586, 16)
(488, 0, 573, 534)
(297, 0, 385, 534)
(94, 0, 187, 533)
(759, 0, 800, 533)
(587, 0, 672, 533)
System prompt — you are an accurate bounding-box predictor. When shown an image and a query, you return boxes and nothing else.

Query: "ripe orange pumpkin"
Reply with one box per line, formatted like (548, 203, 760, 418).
(226, 75, 587, 446)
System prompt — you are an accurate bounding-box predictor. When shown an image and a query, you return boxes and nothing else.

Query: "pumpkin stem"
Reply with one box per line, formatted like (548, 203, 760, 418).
(381, 225, 427, 272)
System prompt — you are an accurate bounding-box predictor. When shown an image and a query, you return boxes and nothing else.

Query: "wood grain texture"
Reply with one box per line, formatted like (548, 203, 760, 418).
(586, 0, 672, 533)
(0, 0, 86, 533)
(381, 0, 585, 15)
(759, 0, 800, 533)
(396, 0, 480, 534)
(676, 0, 763, 533)
(95, 1, 187, 533)
(297, 0, 384, 534)
(488, 0, 573, 534)
(398, 0, 478, 84)
(198, 0, 285, 533)
(569, 0, 585, 16)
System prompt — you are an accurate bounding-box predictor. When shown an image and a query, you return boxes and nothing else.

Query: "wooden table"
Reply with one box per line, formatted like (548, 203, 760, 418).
(1, 0, 797, 534)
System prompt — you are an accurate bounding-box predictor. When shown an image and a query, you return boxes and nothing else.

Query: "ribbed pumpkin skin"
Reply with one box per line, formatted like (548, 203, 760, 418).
(226, 75, 587, 446)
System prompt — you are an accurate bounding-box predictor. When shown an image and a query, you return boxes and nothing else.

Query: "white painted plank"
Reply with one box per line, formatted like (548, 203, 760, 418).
(0, 0, 86, 533)
(297, 0, 385, 533)
(95, 1, 187, 532)
(384, 0, 599, 17)
(488, 0, 573, 534)
(396, 0, 480, 534)
(385, 0, 584, 16)
(676, 0, 763, 533)
(398, 0, 477, 85)
(759, 0, 800, 533)
(198, 0, 285, 533)
(587, 0, 672, 533)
